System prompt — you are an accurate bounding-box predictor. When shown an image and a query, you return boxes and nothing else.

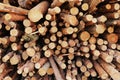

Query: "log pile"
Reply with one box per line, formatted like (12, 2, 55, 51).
(0, 0, 120, 80)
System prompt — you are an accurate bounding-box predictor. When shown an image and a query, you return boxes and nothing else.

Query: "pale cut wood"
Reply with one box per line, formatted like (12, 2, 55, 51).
(5, 25, 10, 31)
(10, 28, 19, 37)
(97, 38, 104, 45)
(0, 63, 6, 73)
(0, 3, 28, 15)
(28, 1, 49, 22)
(0, 69, 12, 80)
(48, 42, 56, 49)
(80, 31, 90, 41)
(62, 27, 74, 35)
(117, 44, 120, 50)
(113, 51, 120, 62)
(100, 51, 113, 63)
(22, 72, 27, 77)
(85, 18, 97, 26)
(38, 62, 50, 76)
(31, 52, 40, 63)
(68, 53, 74, 60)
(44, 49, 53, 57)
(88, 36, 96, 44)
(61, 41, 68, 48)
(47, 68, 54, 75)
(115, 62, 120, 71)
(23, 61, 34, 73)
(98, 59, 120, 80)
(48, 7, 61, 15)
(80, 65, 87, 73)
(3, 76, 12, 80)
(22, 51, 28, 61)
(23, 19, 34, 27)
(68, 39, 76, 47)
(99, 3, 120, 12)
(89, 69, 97, 77)
(54, 56, 66, 69)
(3, 0, 9, 4)
(49, 56, 64, 80)
(44, 38, 50, 44)
(105, 12, 119, 19)
(66, 69, 72, 80)
(88, 24, 106, 34)
(28, 71, 34, 77)
(106, 33, 118, 44)
(11, 43, 21, 51)
(26, 47, 35, 57)
(83, 59, 93, 69)
(38, 26, 47, 36)
(97, 15, 107, 23)
(17, 62, 30, 74)
(50, 26, 58, 34)
(89, 44, 96, 50)
(81, 75, 87, 80)
(50, 34, 57, 42)
(76, 58, 82, 67)
(89, 0, 104, 13)
(51, 20, 57, 26)
(2, 52, 13, 62)
(4, 13, 26, 21)
(91, 50, 100, 57)
(83, 14, 93, 22)
(80, 46, 89, 53)
(70, 7, 79, 15)
(35, 58, 47, 69)
(108, 43, 117, 49)
(72, 67, 78, 76)
(84, 71, 90, 77)
(81, 3, 89, 11)
(93, 61, 108, 79)
(51, 0, 66, 7)
(60, 13, 79, 26)
(45, 14, 53, 21)
(10, 54, 21, 65)
(68, 47, 74, 53)
(107, 26, 114, 33)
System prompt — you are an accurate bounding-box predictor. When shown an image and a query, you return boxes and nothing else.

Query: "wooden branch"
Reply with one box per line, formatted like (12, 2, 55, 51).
(4, 13, 26, 21)
(54, 55, 66, 69)
(0, 63, 6, 74)
(0, 3, 28, 15)
(93, 61, 108, 79)
(49, 56, 64, 80)
(2, 52, 14, 62)
(98, 59, 120, 80)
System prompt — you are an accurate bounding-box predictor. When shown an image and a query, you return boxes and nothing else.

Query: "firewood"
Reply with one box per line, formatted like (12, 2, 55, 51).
(0, 3, 28, 15)
(93, 61, 108, 79)
(38, 62, 50, 76)
(0, 0, 120, 80)
(49, 56, 64, 80)
(98, 59, 120, 80)
(28, 1, 49, 22)
(4, 13, 26, 21)
(35, 58, 47, 69)
(60, 13, 79, 26)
